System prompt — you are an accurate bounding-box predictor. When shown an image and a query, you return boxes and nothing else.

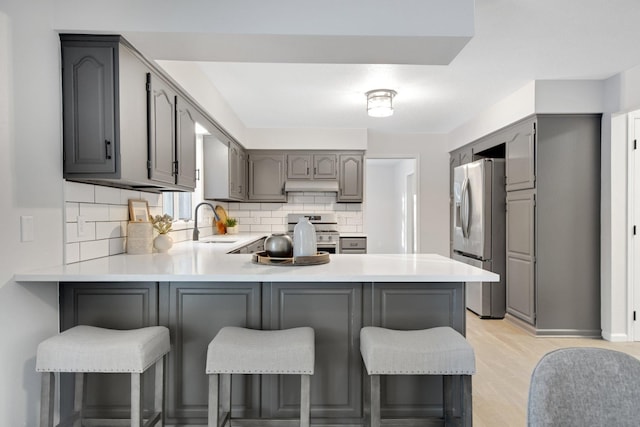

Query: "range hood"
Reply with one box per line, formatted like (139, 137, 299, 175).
(284, 180, 340, 193)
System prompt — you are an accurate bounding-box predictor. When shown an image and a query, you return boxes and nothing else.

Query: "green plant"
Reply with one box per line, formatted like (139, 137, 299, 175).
(151, 214, 173, 234)
(225, 217, 238, 227)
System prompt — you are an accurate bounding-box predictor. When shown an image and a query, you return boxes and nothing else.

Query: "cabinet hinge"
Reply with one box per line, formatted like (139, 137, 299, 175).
(147, 160, 151, 170)
(173, 161, 179, 176)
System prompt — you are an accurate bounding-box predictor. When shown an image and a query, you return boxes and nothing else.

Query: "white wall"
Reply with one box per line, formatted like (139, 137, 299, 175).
(366, 131, 449, 255)
(0, 4, 64, 426)
(244, 128, 367, 150)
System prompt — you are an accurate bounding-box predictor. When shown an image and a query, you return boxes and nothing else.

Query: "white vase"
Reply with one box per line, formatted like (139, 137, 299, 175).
(226, 225, 239, 234)
(154, 234, 173, 253)
(293, 217, 317, 257)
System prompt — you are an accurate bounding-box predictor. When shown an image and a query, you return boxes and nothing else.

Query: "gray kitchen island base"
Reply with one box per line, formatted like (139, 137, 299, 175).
(58, 280, 467, 426)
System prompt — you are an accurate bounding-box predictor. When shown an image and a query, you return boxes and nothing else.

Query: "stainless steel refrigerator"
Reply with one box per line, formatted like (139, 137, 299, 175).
(452, 158, 506, 318)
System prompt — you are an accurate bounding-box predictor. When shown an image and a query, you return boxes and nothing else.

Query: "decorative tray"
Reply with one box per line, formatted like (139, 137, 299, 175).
(251, 251, 330, 266)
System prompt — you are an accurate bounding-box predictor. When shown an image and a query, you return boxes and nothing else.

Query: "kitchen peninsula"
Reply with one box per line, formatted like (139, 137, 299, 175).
(15, 243, 497, 426)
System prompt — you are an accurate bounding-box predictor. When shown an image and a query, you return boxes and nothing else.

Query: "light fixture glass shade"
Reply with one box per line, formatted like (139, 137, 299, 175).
(366, 89, 397, 118)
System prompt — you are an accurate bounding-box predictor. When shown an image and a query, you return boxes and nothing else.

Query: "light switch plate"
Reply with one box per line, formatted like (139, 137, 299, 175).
(20, 215, 34, 242)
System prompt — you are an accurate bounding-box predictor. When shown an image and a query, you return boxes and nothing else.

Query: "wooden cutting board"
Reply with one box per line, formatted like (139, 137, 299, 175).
(214, 205, 228, 224)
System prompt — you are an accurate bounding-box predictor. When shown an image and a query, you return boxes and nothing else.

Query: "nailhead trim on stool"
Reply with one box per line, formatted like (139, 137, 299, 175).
(206, 326, 315, 427)
(36, 325, 170, 427)
(360, 326, 475, 427)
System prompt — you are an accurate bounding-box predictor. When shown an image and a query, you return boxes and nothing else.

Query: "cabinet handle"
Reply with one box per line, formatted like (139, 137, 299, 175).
(196, 168, 200, 181)
(105, 140, 112, 160)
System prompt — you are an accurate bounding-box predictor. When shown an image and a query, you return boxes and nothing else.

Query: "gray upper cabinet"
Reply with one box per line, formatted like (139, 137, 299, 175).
(147, 72, 176, 186)
(338, 153, 363, 202)
(248, 153, 286, 201)
(287, 153, 337, 179)
(505, 118, 536, 191)
(176, 96, 197, 189)
(60, 34, 197, 192)
(204, 135, 246, 201)
(61, 42, 117, 175)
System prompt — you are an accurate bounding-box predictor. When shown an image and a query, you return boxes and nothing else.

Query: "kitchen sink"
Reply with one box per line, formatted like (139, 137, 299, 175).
(199, 239, 238, 244)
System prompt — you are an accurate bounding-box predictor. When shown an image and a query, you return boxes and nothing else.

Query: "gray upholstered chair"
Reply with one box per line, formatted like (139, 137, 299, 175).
(36, 325, 170, 427)
(206, 326, 315, 427)
(360, 326, 476, 427)
(528, 347, 640, 427)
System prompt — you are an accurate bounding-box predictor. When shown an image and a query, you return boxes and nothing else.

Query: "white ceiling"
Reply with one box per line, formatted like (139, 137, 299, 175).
(156, 0, 640, 134)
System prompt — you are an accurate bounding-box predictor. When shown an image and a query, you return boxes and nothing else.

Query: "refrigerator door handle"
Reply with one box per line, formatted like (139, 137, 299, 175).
(461, 177, 470, 238)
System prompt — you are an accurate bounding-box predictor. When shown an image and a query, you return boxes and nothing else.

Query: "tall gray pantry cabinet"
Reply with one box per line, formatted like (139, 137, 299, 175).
(505, 115, 601, 336)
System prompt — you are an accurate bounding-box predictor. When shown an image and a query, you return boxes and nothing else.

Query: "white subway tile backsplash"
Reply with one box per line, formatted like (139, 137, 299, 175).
(65, 243, 80, 264)
(95, 186, 122, 205)
(238, 203, 261, 210)
(66, 222, 96, 243)
(109, 205, 129, 221)
(141, 192, 162, 207)
(109, 238, 126, 255)
(80, 239, 109, 261)
(347, 217, 363, 225)
(260, 203, 283, 210)
(261, 217, 284, 225)
(79, 203, 110, 222)
(250, 210, 271, 218)
(120, 190, 142, 205)
(96, 221, 122, 240)
(250, 224, 272, 232)
(66, 202, 80, 222)
(65, 181, 95, 203)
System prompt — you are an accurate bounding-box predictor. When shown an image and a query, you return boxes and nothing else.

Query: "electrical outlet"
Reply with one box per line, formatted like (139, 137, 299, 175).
(77, 215, 86, 237)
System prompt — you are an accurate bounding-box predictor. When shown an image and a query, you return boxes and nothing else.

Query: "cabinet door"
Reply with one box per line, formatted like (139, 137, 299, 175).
(175, 96, 197, 189)
(59, 282, 158, 420)
(147, 73, 176, 185)
(371, 282, 465, 418)
(313, 154, 337, 179)
(263, 282, 362, 419)
(459, 147, 473, 165)
(506, 119, 536, 191)
(61, 44, 117, 175)
(338, 153, 363, 202)
(248, 154, 286, 201)
(161, 282, 261, 424)
(506, 190, 536, 324)
(229, 141, 246, 200)
(287, 154, 312, 179)
(237, 147, 247, 199)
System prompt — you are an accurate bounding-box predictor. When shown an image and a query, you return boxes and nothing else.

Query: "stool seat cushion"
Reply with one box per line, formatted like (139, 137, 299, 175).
(360, 326, 475, 375)
(36, 325, 170, 373)
(206, 327, 314, 374)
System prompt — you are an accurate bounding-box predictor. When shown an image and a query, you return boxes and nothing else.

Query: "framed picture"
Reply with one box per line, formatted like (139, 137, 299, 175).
(128, 199, 150, 222)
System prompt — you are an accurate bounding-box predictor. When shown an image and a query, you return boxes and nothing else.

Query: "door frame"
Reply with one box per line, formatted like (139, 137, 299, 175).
(629, 110, 640, 340)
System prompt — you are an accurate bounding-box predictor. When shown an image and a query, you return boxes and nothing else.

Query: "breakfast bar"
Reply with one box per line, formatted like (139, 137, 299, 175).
(15, 242, 498, 426)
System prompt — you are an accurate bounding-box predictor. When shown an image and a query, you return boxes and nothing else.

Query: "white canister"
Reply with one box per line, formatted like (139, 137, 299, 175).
(293, 217, 317, 257)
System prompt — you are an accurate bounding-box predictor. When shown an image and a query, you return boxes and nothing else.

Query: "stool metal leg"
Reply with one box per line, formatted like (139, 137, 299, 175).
(73, 373, 85, 427)
(39, 372, 54, 427)
(131, 372, 142, 427)
(208, 374, 219, 427)
(300, 374, 311, 427)
(443, 375, 454, 423)
(370, 375, 381, 427)
(154, 357, 165, 427)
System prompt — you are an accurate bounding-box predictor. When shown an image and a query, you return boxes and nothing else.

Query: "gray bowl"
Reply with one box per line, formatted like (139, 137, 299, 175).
(264, 233, 293, 258)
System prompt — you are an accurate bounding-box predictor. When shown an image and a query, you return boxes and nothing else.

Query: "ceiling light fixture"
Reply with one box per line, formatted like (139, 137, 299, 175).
(366, 89, 397, 118)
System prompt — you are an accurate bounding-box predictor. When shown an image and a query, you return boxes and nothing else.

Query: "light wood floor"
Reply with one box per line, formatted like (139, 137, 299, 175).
(466, 311, 640, 427)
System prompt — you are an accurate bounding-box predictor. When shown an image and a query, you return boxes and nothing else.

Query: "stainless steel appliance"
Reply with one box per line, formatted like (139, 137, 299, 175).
(452, 158, 506, 318)
(287, 213, 339, 254)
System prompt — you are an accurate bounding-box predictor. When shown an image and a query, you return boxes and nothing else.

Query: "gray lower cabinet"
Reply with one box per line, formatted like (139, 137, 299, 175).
(263, 282, 363, 421)
(59, 282, 159, 421)
(506, 190, 536, 324)
(248, 153, 286, 201)
(161, 282, 262, 425)
(59, 281, 466, 425)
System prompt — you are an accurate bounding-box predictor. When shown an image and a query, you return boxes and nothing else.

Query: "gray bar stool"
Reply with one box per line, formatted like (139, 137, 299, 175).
(36, 325, 170, 427)
(360, 326, 475, 427)
(206, 326, 315, 427)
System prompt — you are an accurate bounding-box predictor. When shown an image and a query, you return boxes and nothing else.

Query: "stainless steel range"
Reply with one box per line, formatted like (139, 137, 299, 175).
(287, 213, 340, 253)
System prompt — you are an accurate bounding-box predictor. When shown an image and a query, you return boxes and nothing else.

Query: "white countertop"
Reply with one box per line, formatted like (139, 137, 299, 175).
(14, 237, 499, 283)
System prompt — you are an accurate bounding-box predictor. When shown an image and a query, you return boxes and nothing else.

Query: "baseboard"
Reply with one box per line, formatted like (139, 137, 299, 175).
(601, 331, 631, 342)
(505, 314, 602, 338)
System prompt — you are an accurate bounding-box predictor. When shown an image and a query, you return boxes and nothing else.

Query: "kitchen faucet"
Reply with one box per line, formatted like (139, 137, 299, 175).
(193, 202, 220, 241)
